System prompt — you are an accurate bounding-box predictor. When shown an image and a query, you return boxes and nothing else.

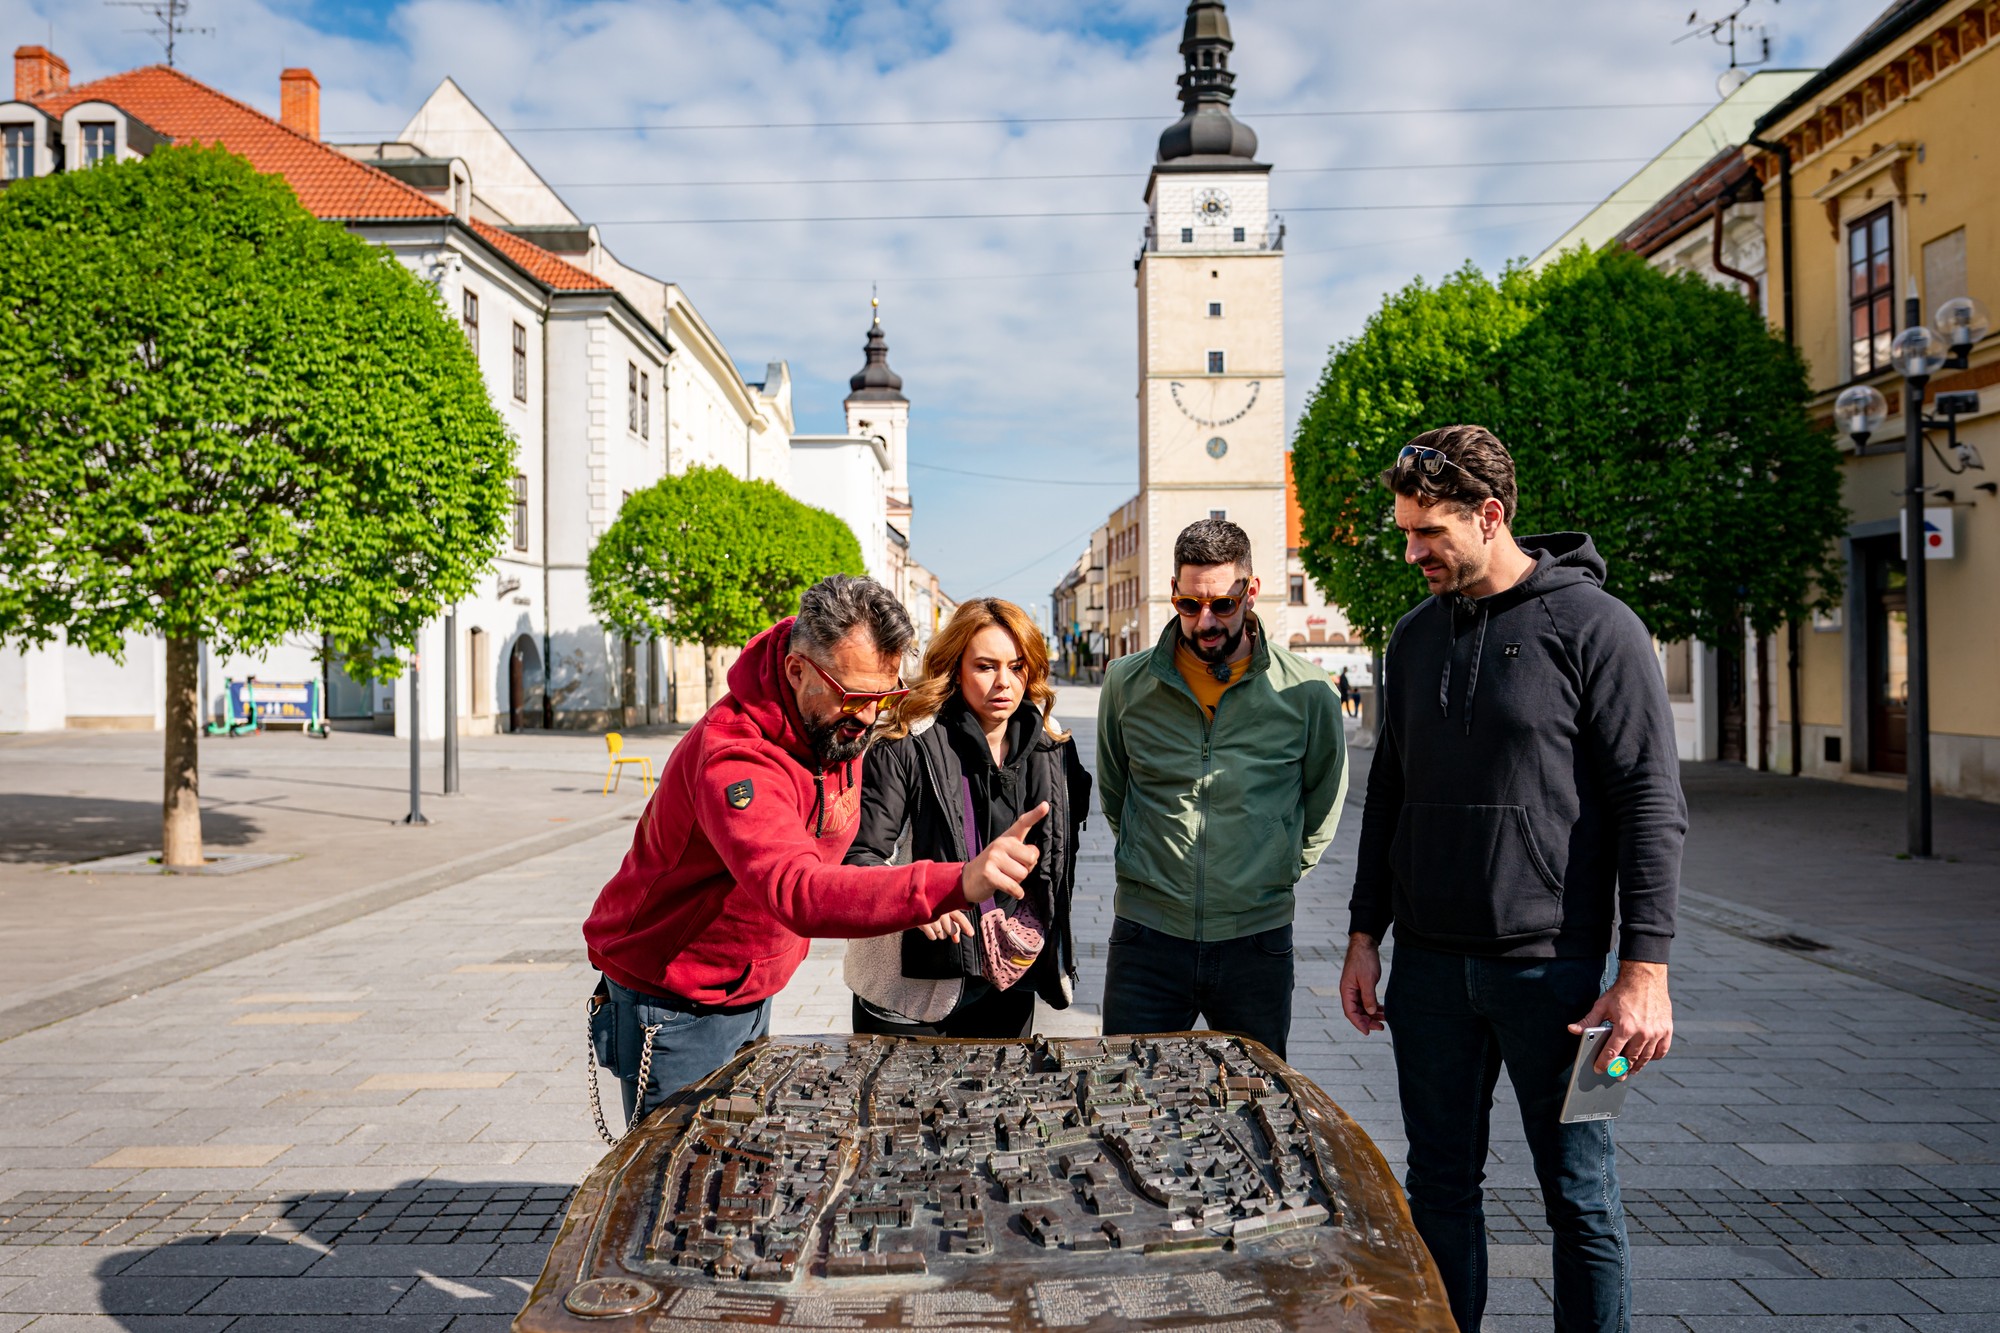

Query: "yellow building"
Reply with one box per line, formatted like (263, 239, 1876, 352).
(1748, 0, 2000, 800)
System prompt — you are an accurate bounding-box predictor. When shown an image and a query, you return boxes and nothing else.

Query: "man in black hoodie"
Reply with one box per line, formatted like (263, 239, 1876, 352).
(1340, 425, 1686, 1333)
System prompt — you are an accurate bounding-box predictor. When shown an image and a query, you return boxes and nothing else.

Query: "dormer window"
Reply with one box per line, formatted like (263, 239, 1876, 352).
(1180, 227, 1194, 244)
(2, 124, 33, 180)
(80, 122, 115, 167)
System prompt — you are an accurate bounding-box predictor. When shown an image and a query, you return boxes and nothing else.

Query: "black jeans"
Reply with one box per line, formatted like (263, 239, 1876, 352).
(1100, 916, 1294, 1058)
(849, 981, 1035, 1039)
(1386, 941, 1629, 1333)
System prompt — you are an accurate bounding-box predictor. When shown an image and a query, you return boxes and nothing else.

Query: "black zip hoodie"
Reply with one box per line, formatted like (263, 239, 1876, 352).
(1349, 533, 1686, 963)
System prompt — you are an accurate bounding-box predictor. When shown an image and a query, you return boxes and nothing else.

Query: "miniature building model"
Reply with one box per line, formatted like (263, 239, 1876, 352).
(518, 1034, 1452, 1331)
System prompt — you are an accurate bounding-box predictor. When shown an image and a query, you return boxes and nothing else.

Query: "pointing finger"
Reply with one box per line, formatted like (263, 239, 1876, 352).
(1001, 801, 1050, 842)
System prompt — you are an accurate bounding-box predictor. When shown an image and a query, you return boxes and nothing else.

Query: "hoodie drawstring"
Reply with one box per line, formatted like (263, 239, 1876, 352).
(810, 772, 825, 838)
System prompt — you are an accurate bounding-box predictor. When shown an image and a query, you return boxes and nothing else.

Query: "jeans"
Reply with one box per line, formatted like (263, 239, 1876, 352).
(605, 979, 770, 1125)
(1386, 941, 1629, 1333)
(1100, 917, 1294, 1058)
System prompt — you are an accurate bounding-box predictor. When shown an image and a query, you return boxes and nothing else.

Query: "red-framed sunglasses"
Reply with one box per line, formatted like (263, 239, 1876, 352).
(1170, 578, 1250, 619)
(798, 654, 911, 717)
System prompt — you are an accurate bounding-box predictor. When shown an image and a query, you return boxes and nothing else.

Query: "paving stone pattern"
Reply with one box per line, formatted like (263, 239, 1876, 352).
(1, 682, 1998, 1329)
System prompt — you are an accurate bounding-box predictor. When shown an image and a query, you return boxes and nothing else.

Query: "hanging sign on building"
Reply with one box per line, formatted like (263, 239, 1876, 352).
(1901, 508, 1955, 560)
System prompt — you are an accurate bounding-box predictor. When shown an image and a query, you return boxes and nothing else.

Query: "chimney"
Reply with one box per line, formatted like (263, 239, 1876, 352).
(14, 45, 69, 101)
(280, 68, 320, 140)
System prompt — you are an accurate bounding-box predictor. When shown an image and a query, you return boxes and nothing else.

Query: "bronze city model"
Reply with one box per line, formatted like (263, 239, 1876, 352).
(517, 1033, 1451, 1331)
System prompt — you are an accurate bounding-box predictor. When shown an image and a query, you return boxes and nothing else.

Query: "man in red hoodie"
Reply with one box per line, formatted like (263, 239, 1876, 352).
(585, 575, 1045, 1121)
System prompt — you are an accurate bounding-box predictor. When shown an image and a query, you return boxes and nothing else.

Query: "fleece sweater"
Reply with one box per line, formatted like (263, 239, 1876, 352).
(583, 617, 969, 1006)
(1348, 533, 1687, 964)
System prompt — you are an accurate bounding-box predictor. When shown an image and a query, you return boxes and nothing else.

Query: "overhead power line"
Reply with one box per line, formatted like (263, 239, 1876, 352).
(337, 99, 1713, 137)
(912, 461, 1132, 487)
(592, 200, 1602, 227)
(540, 155, 1719, 190)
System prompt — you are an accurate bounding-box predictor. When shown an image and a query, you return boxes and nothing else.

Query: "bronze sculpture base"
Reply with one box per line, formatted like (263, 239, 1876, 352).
(515, 1032, 1451, 1331)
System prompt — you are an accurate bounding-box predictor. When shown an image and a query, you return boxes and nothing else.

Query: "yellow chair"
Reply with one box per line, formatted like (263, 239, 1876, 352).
(602, 732, 655, 795)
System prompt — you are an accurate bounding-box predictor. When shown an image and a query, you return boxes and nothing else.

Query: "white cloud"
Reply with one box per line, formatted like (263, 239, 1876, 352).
(7, 0, 1887, 609)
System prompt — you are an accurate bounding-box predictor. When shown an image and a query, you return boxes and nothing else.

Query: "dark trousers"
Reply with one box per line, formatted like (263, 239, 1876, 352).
(1386, 941, 1629, 1333)
(606, 979, 770, 1124)
(1100, 916, 1294, 1058)
(849, 982, 1035, 1039)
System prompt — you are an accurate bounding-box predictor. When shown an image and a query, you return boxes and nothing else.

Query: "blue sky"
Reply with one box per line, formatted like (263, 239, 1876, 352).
(6, 0, 1890, 613)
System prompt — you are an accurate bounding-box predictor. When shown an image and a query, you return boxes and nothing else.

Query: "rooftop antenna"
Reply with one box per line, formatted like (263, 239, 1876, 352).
(871, 282, 880, 326)
(106, 0, 213, 67)
(1677, 0, 1777, 97)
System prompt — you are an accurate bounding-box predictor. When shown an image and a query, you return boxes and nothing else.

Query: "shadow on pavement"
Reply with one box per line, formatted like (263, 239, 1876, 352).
(0, 794, 261, 864)
(67, 1178, 573, 1329)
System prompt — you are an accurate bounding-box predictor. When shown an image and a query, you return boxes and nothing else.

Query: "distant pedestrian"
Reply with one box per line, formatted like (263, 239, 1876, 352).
(844, 598, 1091, 1038)
(584, 575, 1045, 1122)
(1096, 519, 1348, 1058)
(1339, 424, 1686, 1333)
(1335, 669, 1352, 716)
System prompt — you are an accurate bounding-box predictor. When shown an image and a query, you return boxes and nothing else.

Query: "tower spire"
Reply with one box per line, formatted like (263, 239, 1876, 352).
(847, 300, 905, 403)
(1156, 0, 1259, 164)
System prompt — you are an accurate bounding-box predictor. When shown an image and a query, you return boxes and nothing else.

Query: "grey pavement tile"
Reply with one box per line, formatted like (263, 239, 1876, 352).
(1912, 1248, 2000, 1278)
(443, 1316, 519, 1332)
(1739, 1278, 1936, 1315)
(1742, 1144, 1952, 1166)
(474, 1246, 547, 1278)
(1898, 1280, 2000, 1314)
(123, 1245, 324, 1277)
(0, 1274, 224, 1316)
(219, 1317, 451, 1332)
(1486, 1245, 1552, 1279)
(0, 1251, 143, 1278)
(1788, 1247, 1954, 1279)
(5, 1312, 234, 1320)
(1481, 1277, 1552, 1314)
(1634, 1280, 1768, 1316)
(391, 1270, 532, 1313)
(191, 1275, 408, 1315)
(1688, 1312, 1920, 1320)
(1631, 1248, 1812, 1280)
(1904, 1318, 2000, 1333)
(307, 1245, 497, 1278)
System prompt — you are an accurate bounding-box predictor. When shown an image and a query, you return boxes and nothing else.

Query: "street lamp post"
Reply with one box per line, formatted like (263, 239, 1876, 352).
(402, 645, 430, 826)
(1835, 293, 1990, 858)
(443, 608, 461, 796)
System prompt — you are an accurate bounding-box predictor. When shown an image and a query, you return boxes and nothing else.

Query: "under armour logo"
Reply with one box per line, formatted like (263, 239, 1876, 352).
(1502, 643, 1521, 658)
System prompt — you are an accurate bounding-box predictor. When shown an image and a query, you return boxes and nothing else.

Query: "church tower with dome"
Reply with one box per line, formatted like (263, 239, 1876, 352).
(1135, 0, 1286, 646)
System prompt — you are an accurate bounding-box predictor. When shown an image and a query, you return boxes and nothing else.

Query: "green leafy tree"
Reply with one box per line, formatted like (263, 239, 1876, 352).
(0, 145, 514, 866)
(1293, 245, 1846, 671)
(588, 465, 867, 707)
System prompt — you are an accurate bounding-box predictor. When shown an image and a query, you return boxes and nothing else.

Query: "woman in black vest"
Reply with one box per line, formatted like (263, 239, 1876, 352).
(845, 597, 1092, 1038)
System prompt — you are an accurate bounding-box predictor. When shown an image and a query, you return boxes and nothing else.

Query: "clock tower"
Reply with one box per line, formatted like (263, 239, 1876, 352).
(1135, 0, 1285, 647)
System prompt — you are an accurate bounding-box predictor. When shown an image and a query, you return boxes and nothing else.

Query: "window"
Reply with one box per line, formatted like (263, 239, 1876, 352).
(1207, 350, 1226, 374)
(1848, 205, 1894, 378)
(511, 475, 529, 551)
(79, 122, 114, 167)
(1180, 227, 1194, 244)
(461, 289, 479, 344)
(640, 370, 651, 439)
(2, 124, 33, 180)
(1232, 226, 1245, 243)
(1288, 574, 1306, 606)
(1207, 301, 1223, 318)
(1210, 509, 1227, 521)
(627, 362, 639, 433)
(511, 323, 527, 401)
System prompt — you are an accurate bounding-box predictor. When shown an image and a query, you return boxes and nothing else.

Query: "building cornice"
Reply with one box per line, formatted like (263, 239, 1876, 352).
(1750, 0, 1997, 180)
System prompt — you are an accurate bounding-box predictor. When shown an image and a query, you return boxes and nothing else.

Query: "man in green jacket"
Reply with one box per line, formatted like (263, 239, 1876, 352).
(1095, 518, 1349, 1057)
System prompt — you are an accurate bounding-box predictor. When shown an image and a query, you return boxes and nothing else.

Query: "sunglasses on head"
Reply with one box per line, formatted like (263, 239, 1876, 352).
(1170, 579, 1249, 619)
(799, 654, 911, 717)
(1395, 444, 1479, 480)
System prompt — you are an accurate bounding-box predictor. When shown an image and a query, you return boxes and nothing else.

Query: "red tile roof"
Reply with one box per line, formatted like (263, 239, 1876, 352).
(469, 219, 610, 292)
(27, 64, 610, 292)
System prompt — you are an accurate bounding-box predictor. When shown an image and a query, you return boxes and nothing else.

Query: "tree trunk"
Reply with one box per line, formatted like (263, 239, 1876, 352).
(161, 635, 204, 868)
(1754, 631, 1772, 772)
(704, 643, 727, 709)
(1717, 623, 1747, 765)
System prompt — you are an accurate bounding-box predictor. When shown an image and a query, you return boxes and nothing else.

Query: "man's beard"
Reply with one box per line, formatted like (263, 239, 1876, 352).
(803, 712, 869, 768)
(1433, 551, 1487, 596)
(1189, 619, 1247, 665)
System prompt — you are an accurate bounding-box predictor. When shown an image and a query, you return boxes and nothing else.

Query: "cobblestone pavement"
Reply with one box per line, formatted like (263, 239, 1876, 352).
(2, 683, 1998, 1329)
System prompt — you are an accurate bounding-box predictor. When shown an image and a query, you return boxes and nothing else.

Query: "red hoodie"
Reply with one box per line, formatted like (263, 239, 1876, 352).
(583, 617, 968, 1007)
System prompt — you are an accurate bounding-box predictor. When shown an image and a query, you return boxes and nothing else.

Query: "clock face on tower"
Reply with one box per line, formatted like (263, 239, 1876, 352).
(1195, 188, 1231, 223)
